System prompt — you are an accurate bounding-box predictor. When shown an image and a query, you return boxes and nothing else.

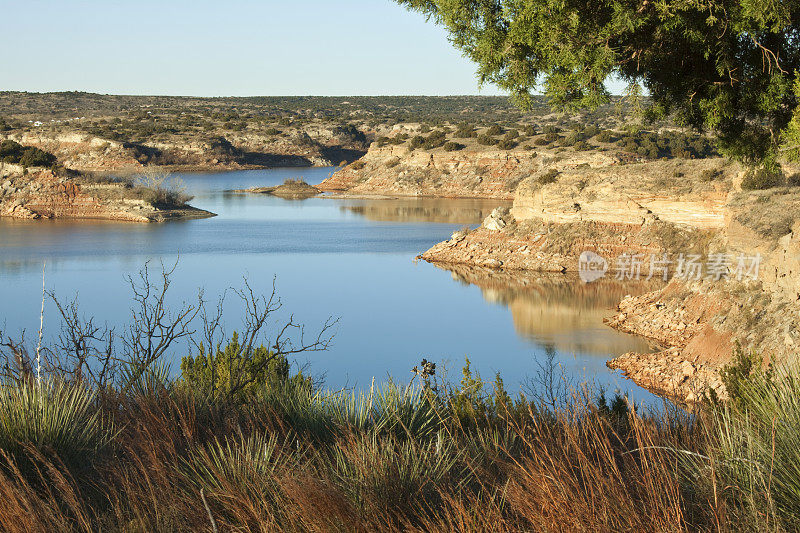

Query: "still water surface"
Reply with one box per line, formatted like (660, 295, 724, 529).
(0, 168, 660, 402)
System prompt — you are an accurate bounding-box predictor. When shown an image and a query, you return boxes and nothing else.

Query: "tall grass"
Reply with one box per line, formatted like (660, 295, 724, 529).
(713, 361, 800, 530)
(0, 344, 797, 530)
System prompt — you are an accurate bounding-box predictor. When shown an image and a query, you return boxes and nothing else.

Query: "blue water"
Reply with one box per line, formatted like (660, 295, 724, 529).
(0, 168, 660, 404)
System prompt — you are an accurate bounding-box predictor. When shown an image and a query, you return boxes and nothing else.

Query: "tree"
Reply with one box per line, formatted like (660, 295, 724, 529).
(395, 0, 800, 168)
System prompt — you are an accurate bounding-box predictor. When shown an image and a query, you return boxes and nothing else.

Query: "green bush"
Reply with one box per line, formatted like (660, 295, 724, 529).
(409, 135, 426, 150)
(560, 131, 583, 147)
(485, 124, 503, 136)
(0, 140, 58, 168)
(422, 130, 447, 150)
(181, 333, 311, 401)
(544, 132, 560, 143)
(497, 139, 518, 150)
(573, 140, 590, 151)
(741, 167, 785, 190)
(584, 124, 600, 138)
(477, 134, 498, 146)
(350, 160, 366, 170)
(596, 130, 614, 143)
(443, 141, 465, 151)
(454, 123, 476, 138)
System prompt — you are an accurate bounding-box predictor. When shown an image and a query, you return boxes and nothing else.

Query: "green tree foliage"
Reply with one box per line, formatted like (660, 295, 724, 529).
(180, 332, 310, 401)
(396, 0, 800, 167)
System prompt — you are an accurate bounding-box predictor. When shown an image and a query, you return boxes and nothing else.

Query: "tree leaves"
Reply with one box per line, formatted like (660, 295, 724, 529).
(397, 0, 800, 165)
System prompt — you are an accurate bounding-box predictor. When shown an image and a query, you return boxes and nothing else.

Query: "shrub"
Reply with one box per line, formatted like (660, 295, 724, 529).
(409, 135, 426, 150)
(788, 172, 800, 186)
(533, 137, 551, 146)
(537, 169, 559, 185)
(596, 130, 614, 143)
(699, 168, 722, 181)
(134, 167, 193, 206)
(351, 160, 366, 170)
(485, 124, 503, 136)
(422, 130, 447, 150)
(264, 127, 281, 135)
(712, 352, 800, 529)
(477, 134, 498, 146)
(741, 167, 785, 190)
(0, 140, 57, 168)
(561, 131, 583, 147)
(181, 333, 311, 401)
(522, 124, 537, 136)
(584, 124, 600, 138)
(454, 123, 476, 138)
(497, 139, 518, 150)
(544, 132, 560, 143)
(443, 141, 465, 151)
(385, 157, 401, 168)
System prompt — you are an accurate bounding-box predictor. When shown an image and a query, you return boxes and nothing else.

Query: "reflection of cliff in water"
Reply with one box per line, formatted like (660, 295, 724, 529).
(440, 264, 661, 357)
(340, 197, 511, 224)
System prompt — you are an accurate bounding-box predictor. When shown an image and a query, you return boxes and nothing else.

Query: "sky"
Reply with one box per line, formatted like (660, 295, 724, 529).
(0, 0, 626, 97)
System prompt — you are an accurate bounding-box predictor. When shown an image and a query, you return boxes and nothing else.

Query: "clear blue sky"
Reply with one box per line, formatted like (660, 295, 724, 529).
(0, 0, 625, 97)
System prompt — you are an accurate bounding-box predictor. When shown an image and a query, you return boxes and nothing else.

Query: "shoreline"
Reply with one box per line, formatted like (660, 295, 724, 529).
(417, 228, 732, 404)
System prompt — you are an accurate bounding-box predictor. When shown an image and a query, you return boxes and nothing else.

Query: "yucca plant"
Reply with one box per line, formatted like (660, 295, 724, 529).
(327, 430, 467, 522)
(181, 432, 296, 528)
(0, 380, 109, 469)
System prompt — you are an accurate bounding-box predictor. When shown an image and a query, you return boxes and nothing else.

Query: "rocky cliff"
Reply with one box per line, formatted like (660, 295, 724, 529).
(417, 154, 800, 403)
(318, 143, 625, 199)
(0, 164, 212, 222)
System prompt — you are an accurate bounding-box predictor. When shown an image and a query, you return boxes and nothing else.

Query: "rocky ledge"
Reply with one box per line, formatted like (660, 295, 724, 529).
(0, 165, 214, 222)
(419, 155, 800, 403)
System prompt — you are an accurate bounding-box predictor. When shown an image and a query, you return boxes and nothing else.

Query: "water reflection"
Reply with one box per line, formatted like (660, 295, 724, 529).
(438, 263, 661, 357)
(338, 197, 510, 224)
(0, 167, 663, 402)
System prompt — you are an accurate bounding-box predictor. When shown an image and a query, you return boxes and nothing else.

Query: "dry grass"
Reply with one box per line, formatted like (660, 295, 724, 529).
(0, 377, 753, 532)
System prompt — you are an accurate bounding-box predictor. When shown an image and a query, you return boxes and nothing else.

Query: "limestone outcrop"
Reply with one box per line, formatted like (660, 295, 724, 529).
(0, 167, 213, 222)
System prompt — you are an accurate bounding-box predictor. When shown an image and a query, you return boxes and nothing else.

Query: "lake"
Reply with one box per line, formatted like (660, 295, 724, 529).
(0, 167, 661, 403)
